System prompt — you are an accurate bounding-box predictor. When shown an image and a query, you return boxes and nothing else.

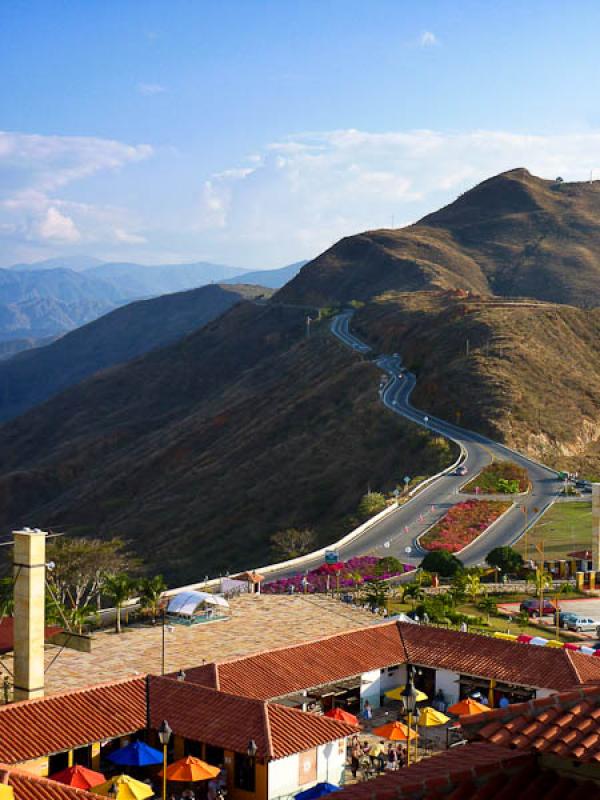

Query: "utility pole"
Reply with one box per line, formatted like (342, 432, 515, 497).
(306, 316, 312, 338)
(466, 338, 470, 357)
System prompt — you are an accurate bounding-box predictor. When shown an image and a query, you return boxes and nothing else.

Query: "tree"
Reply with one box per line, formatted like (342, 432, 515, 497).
(139, 575, 167, 623)
(374, 556, 403, 577)
(364, 579, 388, 610)
(270, 528, 316, 560)
(47, 537, 138, 612)
(486, 546, 523, 575)
(103, 574, 137, 634)
(403, 583, 424, 609)
(464, 574, 481, 604)
(358, 492, 387, 518)
(0, 578, 13, 620)
(420, 551, 463, 577)
(528, 567, 552, 602)
(477, 593, 497, 623)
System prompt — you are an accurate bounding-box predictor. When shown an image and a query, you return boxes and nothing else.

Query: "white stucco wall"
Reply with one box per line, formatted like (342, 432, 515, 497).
(267, 740, 347, 800)
(360, 664, 407, 709)
(535, 687, 556, 699)
(435, 668, 460, 705)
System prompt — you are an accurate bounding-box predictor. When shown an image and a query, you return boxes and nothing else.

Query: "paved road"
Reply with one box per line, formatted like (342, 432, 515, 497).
(261, 311, 563, 583)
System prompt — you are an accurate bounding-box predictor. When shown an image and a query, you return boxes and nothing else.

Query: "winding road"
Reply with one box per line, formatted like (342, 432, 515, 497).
(327, 311, 564, 568)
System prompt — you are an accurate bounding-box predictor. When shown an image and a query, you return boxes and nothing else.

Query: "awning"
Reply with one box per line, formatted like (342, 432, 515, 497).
(167, 590, 229, 615)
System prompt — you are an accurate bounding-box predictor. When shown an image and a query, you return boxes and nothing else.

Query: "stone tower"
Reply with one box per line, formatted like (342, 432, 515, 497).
(13, 529, 46, 701)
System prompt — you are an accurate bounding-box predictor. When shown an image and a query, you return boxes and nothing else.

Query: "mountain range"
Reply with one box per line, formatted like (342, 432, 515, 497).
(0, 168, 599, 582)
(0, 258, 305, 343)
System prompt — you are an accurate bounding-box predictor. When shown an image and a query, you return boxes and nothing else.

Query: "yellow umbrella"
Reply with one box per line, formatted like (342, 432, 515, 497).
(385, 686, 428, 702)
(372, 720, 418, 741)
(417, 706, 450, 727)
(493, 632, 517, 641)
(93, 775, 154, 800)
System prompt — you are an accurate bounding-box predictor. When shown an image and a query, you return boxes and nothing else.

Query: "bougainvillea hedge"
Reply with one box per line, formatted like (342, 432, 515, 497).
(463, 461, 529, 494)
(419, 499, 511, 553)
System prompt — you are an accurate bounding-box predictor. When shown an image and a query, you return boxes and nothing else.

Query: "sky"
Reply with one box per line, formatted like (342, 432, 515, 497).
(3, 0, 600, 268)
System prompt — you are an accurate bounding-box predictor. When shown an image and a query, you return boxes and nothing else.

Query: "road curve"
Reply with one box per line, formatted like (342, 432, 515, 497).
(328, 311, 563, 568)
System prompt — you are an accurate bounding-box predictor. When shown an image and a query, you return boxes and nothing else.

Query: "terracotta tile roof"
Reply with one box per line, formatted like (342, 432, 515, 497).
(460, 685, 600, 762)
(335, 744, 600, 799)
(0, 677, 147, 765)
(0, 766, 99, 800)
(182, 621, 600, 701)
(148, 676, 357, 760)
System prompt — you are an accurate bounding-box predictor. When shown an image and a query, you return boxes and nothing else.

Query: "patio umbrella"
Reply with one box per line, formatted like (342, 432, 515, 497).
(372, 721, 418, 741)
(385, 686, 428, 702)
(93, 775, 154, 800)
(49, 765, 105, 790)
(447, 697, 489, 716)
(323, 708, 359, 725)
(417, 706, 450, 727)
(158, 756, 220, 782)
(295, 783, 340, 800)
(108, 741, 164, 767)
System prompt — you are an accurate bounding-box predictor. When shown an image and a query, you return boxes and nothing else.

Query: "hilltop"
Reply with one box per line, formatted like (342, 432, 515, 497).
(0, 283, 270, 422)
(278, 169, 600, 308)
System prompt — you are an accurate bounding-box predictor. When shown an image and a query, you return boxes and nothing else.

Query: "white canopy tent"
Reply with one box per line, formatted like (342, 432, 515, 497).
(167, 590, 230, 624)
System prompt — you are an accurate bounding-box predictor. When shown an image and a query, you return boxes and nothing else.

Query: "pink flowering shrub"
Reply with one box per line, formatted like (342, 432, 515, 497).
(262, 554, 414, 594)
(420, 500, 510, 553)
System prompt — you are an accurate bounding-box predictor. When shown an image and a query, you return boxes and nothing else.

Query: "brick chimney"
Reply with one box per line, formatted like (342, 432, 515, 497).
(13, 529, 47, 701)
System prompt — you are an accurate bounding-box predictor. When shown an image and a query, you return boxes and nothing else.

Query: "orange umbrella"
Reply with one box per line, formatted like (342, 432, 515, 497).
(372, 721, 418, 741)
(447, 697, 489, 716)
(324, 708, 360, 725)
(158, 756, 220, 782)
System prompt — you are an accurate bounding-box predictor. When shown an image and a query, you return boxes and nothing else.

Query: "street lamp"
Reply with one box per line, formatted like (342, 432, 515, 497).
(158, 719, 172, 800)
(401, 672, 418, 766)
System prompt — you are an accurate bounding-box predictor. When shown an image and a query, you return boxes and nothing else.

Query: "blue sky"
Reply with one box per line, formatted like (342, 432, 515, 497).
(2, 0, 600, 267)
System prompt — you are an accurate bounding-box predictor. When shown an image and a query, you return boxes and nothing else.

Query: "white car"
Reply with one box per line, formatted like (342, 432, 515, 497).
(566, 616, 600, 632)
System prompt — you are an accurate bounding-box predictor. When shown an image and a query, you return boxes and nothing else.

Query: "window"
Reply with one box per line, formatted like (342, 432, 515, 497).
(234, 752, 255, 792)
(206, 745, 224, 767)
(184, 739, 202, 758)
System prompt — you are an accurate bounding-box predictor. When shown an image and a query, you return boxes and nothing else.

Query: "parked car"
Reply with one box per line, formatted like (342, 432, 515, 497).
(566, 616, 600, 632)
(520, 598, 557, 618)
(456, 466, 468, 476)
(554, 610, 579, 629)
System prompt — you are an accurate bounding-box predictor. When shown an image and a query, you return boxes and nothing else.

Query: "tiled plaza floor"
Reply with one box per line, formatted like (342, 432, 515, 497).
(3, 594, 379, 695)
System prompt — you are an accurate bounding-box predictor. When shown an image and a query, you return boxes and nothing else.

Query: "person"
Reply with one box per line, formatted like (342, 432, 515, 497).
(368, 740, 382, 771)
(499, 695, 510, 709)
(397, 744, 406, 768)
(386, 743, 398, 771)
(362, 700, 373, 725)
(423, 611, 430, 624)
(460, 621, 467, 633)
(350, 736, 362, 779)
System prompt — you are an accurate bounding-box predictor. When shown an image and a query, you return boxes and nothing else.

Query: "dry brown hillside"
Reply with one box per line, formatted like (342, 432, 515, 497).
(353, 291, 600, 476)
(278, 169, 600, 308)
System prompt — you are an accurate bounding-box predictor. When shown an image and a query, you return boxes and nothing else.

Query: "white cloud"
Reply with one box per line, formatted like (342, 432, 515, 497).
(114, 227, 147, 244)
(37, 207, 81, 242)
(419, 31, 438, 47)
(194, 128, 600, 265)
(0, 130, 152, 261)
(137, 83, 166, 96)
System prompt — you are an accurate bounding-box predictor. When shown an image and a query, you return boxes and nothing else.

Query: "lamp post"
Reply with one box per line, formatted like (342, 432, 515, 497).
(158, 719, 172, 800)
(401, 671, 418, 766)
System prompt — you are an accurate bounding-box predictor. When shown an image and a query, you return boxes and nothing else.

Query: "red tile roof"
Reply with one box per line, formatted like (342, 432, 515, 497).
(181, 621, 600, 701)
(460, 685, 600, 763)
(148, 676, 357, 760)
(335, 744, 600, 799)
(0, 766, 99, 800)
(0, 677, 147, 765)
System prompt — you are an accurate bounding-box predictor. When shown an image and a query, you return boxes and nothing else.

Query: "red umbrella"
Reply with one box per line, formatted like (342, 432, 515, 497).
(324, 707, 359, 725)
(49, 765, 106, 790)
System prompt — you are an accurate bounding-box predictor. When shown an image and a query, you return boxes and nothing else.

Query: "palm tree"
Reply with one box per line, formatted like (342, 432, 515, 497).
(477, 593, 497, 623)
(103, 574, 137, 634)
(0, 578, 13, 621)
(67, 603, 97, 635)
(464, 574, 481, 605)
(403, 583, 424, 610)
(139, 575, 167, 623)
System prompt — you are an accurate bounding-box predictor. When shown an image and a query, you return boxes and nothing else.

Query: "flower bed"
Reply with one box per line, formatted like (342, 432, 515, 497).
(262, 555, 414, 594)
(463, 461, 529, 494)
(420, 500, 511, 553)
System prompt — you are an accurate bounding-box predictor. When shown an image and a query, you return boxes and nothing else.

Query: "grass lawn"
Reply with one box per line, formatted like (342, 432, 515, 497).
(516, 501, 592, 560)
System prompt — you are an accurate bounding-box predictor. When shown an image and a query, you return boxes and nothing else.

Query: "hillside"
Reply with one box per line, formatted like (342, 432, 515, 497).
(222, 261, 307, 288)
(0, 283, 269, 422)
(352, 291, 600, 476)
(277, 169, 600, 309)
(0, 302, 452, 583)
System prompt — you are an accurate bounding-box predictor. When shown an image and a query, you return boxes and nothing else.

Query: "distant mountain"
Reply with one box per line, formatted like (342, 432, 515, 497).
(86, 261, 248, 298)
(0, 336, 58, 361)
(277, 168, 600, 308)
(0, 268, 126, 340)
(223, 261, 307, 289)
(0, 283, 270, 422)
(9, 256, 104, 272)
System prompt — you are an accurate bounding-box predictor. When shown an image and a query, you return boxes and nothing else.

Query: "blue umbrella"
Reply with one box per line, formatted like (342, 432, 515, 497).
(108, 741, 164, 767)
(295, 783, 340, 800)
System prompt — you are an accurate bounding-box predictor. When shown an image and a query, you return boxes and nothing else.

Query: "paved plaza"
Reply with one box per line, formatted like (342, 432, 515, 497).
(2, 594, 379, 695)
